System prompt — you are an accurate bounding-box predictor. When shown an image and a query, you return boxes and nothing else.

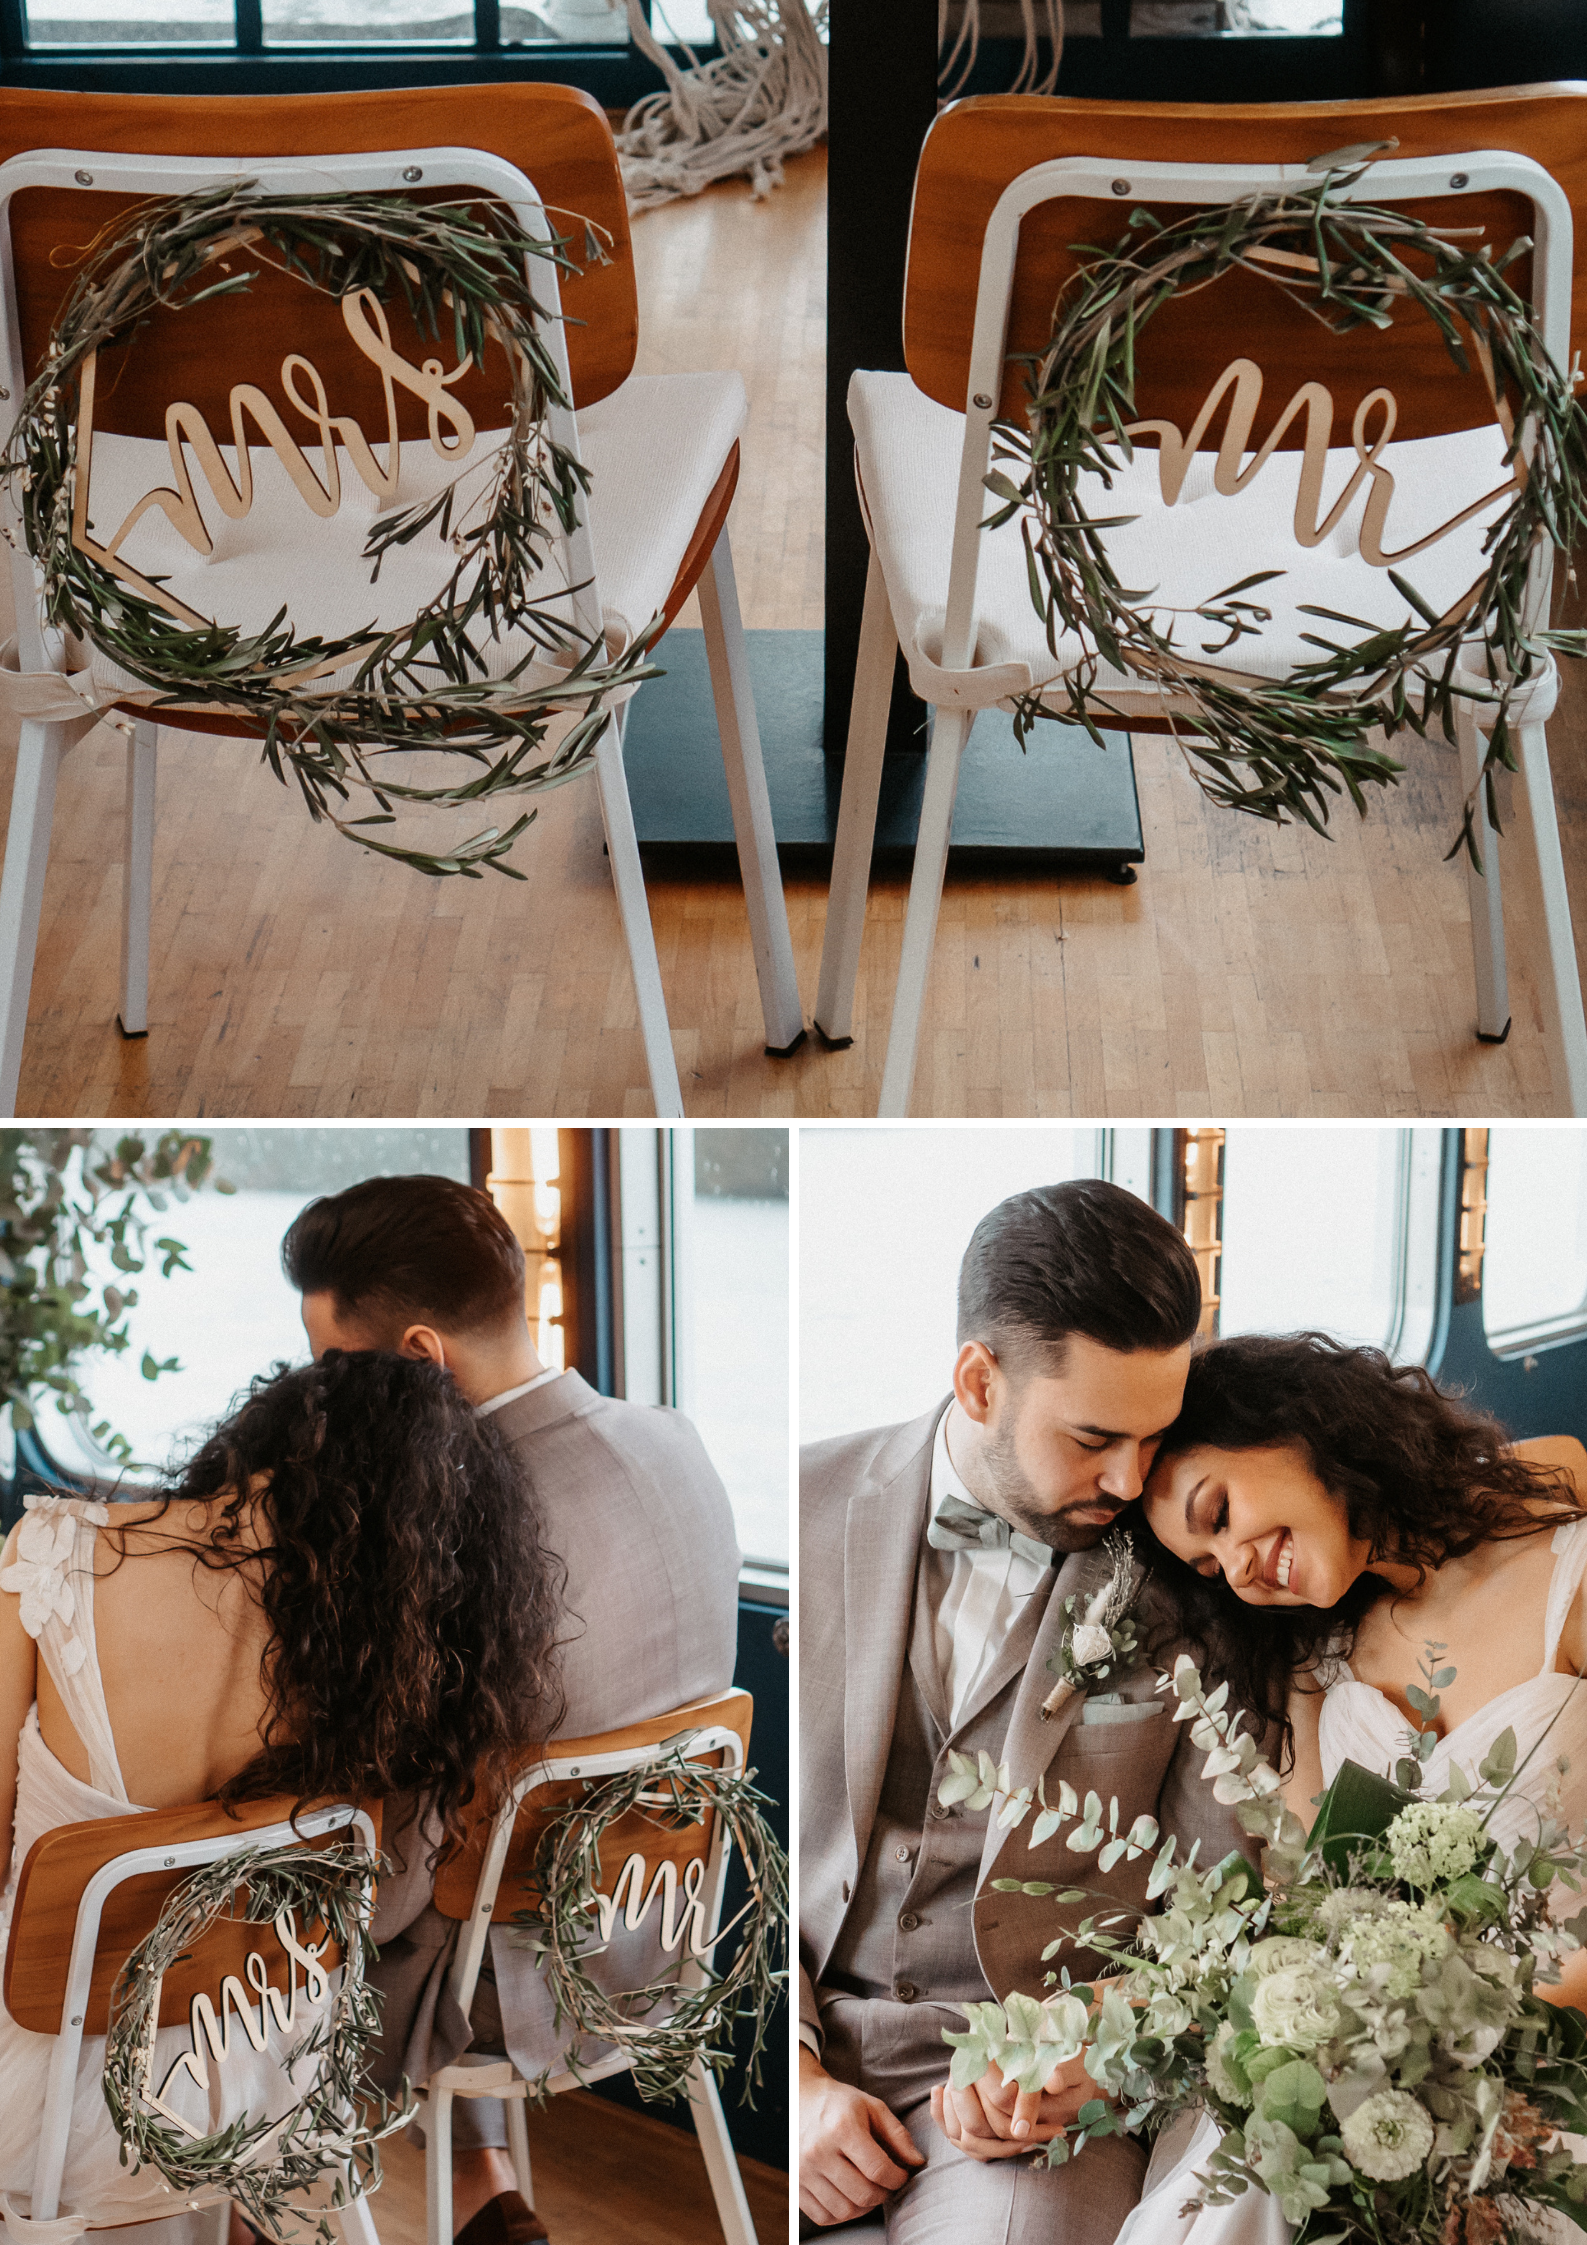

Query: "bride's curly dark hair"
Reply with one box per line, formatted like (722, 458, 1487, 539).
(135, 1349, 564, 1843)
(1128, 1331, 1579, 1768)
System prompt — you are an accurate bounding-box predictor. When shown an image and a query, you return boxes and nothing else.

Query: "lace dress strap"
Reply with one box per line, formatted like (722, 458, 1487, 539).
(1543, 1511, 1587, 1676)
(0, 1492, 127, 1801)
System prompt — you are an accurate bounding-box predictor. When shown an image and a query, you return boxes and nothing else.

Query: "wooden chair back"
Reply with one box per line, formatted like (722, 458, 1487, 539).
(905, 84, 1587, 440)
(432, 1688, 755, 1925)
(3, 1792, 382, 2036)
(0, 82, 635, 440)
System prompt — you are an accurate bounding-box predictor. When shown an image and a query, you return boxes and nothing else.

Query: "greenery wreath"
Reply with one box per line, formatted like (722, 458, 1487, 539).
(510, 1743, 789, 2107)
(102, 1840, 410, 2243)
(989, 145, 1587, 864)
(2, 182, 654, 879)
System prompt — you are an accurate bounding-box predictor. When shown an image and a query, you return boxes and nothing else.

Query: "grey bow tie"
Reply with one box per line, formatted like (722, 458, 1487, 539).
(927, 1492, 1054, 1571)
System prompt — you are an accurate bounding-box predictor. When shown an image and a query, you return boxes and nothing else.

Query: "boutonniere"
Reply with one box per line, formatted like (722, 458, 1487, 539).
(1040, 1530, 1141, 1721)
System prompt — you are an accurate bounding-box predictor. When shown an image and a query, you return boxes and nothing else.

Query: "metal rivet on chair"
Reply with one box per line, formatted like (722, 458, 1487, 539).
(70, 2014, 82, 2026)
(403, 166, 424, 183)
(972, 393, 993, 410)
(1450, 173, 1469, 190)
(1111, 178, 1130, 196)
(74, 170, 93, 186)
(163, 1856, 175, 1867)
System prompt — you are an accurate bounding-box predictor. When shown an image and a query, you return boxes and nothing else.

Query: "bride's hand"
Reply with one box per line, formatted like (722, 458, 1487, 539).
(930, 2056, 1104, 2160)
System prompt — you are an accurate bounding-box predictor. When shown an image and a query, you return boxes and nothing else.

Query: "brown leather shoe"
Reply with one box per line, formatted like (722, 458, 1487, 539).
(454, 2192, 550, 2245)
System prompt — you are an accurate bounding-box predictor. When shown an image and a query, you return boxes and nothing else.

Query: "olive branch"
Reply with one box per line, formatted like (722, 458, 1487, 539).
(2, 183, 660, 880)
(995, 148, 1587, 867)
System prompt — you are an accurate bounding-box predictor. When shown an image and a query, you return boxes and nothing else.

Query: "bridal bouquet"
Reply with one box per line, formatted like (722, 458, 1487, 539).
(941, 1653, 1587, 2244)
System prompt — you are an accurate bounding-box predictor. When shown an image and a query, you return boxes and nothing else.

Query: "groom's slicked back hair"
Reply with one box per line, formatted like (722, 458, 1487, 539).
(282, 1174, 525, 1337)
(956, 1178, 1201, 1376)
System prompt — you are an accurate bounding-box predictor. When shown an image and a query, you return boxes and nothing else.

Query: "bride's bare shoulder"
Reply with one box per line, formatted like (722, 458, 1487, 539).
(1512, 1436, 1587, 1508)
(94, 1488, 266, 1563)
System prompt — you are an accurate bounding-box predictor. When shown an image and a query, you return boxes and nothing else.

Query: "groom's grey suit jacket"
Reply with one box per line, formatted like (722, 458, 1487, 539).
(800, 1403, 1254, 2051)
(370, 1369, 742, 2092)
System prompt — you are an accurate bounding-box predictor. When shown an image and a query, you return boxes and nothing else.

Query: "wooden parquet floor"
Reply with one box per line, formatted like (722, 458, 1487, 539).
(8, 140, 1587, 1117)
(366, 2094, 787, 2245)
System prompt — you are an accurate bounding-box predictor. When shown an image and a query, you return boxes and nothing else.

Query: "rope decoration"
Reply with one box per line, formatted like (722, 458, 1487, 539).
(617, 0, 828, 213)
(510, 1744, 789, 2107)
(101, 1842, 411, 2244)
(993, 149, 1587, 861)
(1, 184, 655, 880)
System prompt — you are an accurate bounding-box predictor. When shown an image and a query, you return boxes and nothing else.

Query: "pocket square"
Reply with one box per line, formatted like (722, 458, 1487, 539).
(1078, 1699, 1163, 1726)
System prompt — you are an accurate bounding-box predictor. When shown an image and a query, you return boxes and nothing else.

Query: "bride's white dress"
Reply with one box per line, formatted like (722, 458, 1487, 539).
(0, 1496, 338, 2243)
(1112, 1514, 1587, 2245)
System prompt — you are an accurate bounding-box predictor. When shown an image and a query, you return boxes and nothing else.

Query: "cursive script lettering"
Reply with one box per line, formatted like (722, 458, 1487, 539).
(137, 1906, 334, 2138)
(592, 1851, 712, 1960)
(1124, 356, 1518, 567)
(73, 287, 480, 628)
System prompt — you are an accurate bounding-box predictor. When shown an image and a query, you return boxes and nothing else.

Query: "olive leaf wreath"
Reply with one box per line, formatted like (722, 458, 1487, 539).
(101, 1840, 412, 2243)
(1, 182, 658, 879)
(989, 147, 1587, 866)
(510, 1744, 789, 2107)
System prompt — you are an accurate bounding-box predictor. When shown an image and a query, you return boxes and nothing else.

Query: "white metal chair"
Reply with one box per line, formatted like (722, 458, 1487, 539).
(422, 1687, 760, 2245)
(2, 1790, 383, 2244)
(814, 90, 1587, 1115)
(0, 89, 804, 1118)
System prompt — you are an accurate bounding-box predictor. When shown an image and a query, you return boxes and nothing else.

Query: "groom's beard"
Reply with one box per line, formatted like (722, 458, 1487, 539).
(980, 1412, 1123, 1553)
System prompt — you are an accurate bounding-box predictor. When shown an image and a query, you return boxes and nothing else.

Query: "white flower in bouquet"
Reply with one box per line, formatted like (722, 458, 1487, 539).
(1385, 1798, 1487, 1888)
(1337, 1898, 1453, 1999)
(1340, 2087, 1435, 2182)
(1204, 2021, 1252, 2109)
(1315, 1885, 1389, 1933)
(1247, 1934, 1327, 1980)
(1250, 1961, 1343, 2053)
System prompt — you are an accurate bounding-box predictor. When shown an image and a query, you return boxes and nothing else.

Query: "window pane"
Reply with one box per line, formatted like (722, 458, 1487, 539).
(681, 1129, 787, 1570)
(1130, 0, 1342, 27)
(55, 1127, 471, 1480)
(262, 0, 472, 40)
(501, 0, 630, 40)
(800, 1126, 1106, 1444)
(1219, 1126, 1442, 1359)
(1483, 1127, 1587, 1343)
(23, 0, 233, 42)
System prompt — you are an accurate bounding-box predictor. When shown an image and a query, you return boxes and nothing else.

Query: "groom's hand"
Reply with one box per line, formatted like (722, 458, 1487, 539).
(799, 2044, 925, 2224)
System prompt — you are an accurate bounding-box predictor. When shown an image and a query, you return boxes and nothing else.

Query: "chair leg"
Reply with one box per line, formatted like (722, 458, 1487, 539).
(1455, 702, 1510, 1042)
(505, 2097, 534, 2204)
(696, 527, 805, 1057)
(684, 2059, 758, 2245)
(814, 546, 898, 1048)
(877, 706, 972, 1118)
(0, 714, 92, 1119)
(592, 707, 685, 1118)
(424, 2086, 454, 2245)
(337, 2187, 382, 2245)
(119, 716, 157, 1039)
(1518, 717, 1587, 1116)
(211, 2199, 231, 2245)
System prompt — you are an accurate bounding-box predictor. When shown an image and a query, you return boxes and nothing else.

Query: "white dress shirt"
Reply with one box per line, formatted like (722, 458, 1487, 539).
(928, 1408, 1051, 1733)
(476, 1366, 562, 1417)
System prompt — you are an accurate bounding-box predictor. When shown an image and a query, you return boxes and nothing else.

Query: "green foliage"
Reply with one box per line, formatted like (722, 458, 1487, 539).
(0, 1130, 229, 1466)
(101, 1839, 409, 2241)
(3, 185, 660, 881)
(999, 152, 1587, 864)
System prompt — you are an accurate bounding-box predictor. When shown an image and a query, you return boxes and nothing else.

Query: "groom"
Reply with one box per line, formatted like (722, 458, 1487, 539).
(800, 1178, 1254, 2242)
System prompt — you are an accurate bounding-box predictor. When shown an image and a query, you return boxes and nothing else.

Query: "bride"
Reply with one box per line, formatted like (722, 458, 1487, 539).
(1118, 1329, 1587, 2243)
(0, 1347, 564, 2237)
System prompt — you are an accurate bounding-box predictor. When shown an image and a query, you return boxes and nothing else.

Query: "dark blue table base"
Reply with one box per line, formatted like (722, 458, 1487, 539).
(624, 628, 1144, 874)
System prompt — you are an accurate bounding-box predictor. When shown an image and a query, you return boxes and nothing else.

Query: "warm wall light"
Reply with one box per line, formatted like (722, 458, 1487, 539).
(1182, 1128, 1226, 1339)
(1455, 1126, 1490, 1306)
(487, 1127, 565, 1371)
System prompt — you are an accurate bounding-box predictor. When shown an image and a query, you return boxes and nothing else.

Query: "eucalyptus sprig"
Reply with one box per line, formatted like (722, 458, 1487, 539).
(999, 149, 1587, 866)
(3, 183, 659, 879)
(102, 1839, 411, 2243)
(509, 1742, 789, 2107)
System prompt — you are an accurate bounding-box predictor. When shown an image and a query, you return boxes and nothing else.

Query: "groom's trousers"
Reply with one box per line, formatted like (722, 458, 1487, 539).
(816, 1994, 1147, 2245)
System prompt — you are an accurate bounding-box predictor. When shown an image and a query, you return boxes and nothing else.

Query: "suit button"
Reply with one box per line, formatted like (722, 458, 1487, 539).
(899, 1911, 919, 1931)
(896, 1981, 918, 2002)
(895, 1846, 912, 1862)
(928, 1802, 949, 1820)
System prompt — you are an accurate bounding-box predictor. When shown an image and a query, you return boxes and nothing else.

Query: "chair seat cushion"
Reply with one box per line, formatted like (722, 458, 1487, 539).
(849, 369, 1518, 714)
(70, 370, 746, 702)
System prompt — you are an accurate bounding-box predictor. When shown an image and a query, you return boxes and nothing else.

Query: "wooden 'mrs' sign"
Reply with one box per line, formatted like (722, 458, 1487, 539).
(72, 285, 483, 630)
(133, 1906, 334, 2138)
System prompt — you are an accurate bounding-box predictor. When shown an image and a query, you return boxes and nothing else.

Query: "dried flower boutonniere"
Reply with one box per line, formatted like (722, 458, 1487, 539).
(1039, 1530, 1141, 1721)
